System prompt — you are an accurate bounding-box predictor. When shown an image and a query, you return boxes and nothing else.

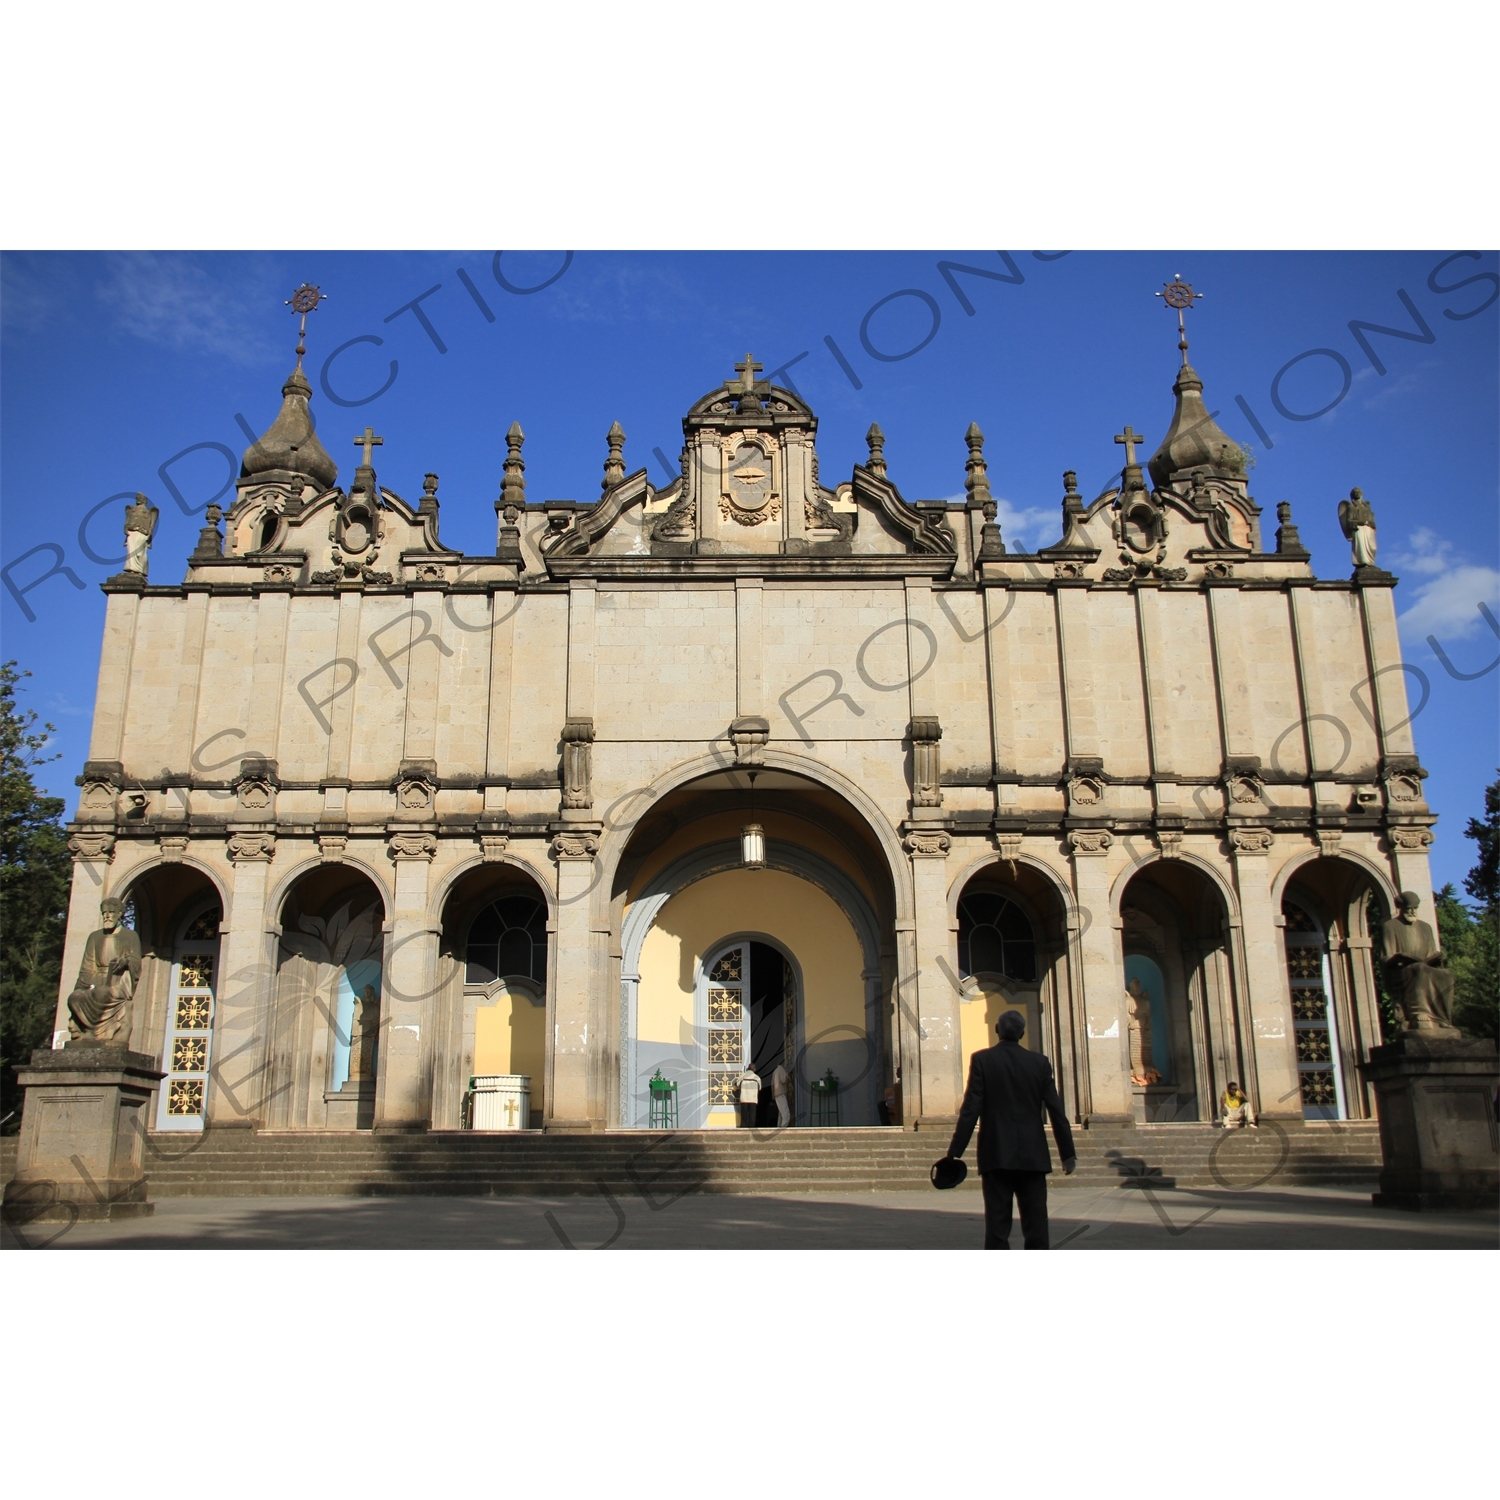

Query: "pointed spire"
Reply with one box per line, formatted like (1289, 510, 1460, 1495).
(1147, 275, 1244, 488)
(240, 285, 338, 490)
(865, 423, 887, 478)
(498, 422, 526, 521)
(963, 423, 997, 519)
(1146, 359, 1246, 489)
(602, 421, 626, 493)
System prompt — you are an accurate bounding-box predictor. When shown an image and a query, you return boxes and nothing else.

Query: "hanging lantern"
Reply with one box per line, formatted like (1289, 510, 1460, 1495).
(741, 771, 765, 869)
(741, 822, 765, 868)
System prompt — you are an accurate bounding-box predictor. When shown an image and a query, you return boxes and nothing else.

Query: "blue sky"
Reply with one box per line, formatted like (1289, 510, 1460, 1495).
(2, 250, 1496, 892)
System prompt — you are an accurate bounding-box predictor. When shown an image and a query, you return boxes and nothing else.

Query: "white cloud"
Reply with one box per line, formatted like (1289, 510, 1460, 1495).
(1393, 527, 1452, 576)
(95, 253, 281, 365)
(1395, 529, 1500, 646)
(995, 496, 1058, 553)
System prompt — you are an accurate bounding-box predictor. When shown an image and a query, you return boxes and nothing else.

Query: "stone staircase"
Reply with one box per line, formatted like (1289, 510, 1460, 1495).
(2, 1120, 1382, 1200)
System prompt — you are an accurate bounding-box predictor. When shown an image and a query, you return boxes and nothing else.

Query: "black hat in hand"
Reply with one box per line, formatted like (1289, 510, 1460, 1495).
(930, 1156, 968, 1190)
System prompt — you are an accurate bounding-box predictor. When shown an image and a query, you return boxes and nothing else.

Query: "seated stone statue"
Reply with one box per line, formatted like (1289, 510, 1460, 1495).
(1381, 891, 1457, 1031)
(66, 897, 143, 1047)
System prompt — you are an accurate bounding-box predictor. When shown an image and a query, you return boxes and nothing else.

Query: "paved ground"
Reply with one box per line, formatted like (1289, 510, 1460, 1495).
(4, 1182, 1495, 1250)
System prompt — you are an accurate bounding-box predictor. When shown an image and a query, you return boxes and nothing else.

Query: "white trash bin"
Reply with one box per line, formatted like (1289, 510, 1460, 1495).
(470, 1074, 531, 1130)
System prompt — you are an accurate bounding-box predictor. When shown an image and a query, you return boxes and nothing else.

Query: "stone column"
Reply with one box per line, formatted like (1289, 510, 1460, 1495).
(205, 844, 275, 1127)
(1229, 830, 1301, 1118)
(549, 833, 602, 1130)
(376, 837, 438, 1129)
(1068, 830, 1129, 1120)
(906, 833, 961, 1129)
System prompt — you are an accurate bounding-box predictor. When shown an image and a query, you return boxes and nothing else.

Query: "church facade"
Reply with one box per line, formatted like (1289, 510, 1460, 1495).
(56, 321, 1439, 1139)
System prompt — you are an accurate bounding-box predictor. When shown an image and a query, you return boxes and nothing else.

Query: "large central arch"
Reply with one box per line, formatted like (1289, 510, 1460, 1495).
(604, 750, 906, 1129)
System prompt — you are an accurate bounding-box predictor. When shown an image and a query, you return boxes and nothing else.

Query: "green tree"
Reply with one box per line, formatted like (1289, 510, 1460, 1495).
(1452, 772, 1499, 1041)
(0, 662, 72, 1128)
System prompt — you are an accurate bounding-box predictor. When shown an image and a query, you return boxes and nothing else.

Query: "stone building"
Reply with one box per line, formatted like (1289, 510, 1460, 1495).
(57, 324, 1438, 1140)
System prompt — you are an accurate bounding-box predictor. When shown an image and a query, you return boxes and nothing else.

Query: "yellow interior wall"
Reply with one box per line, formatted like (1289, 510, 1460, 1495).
(635, 865, 866, 1052)
(473, 987, 546, 1116)
(959, 982, 1033, 1083)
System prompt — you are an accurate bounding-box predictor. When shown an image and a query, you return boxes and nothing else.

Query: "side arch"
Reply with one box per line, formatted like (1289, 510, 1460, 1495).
(594, 747, 914, 927)
(1269, 846, 1399, 922)
(264, 850, 393, 932)
(1108, 849, 1243, 925)
(946, 850, 1079, 926)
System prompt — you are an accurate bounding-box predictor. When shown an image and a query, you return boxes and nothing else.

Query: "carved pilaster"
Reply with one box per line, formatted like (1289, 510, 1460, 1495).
(387, 832, 437, 863)
(903, 831, 951, 858)
(909, 716, 943, 808)
(561, 717, 595, 810)
(1067, 829, 1112, 857)
(1228, 827, 1274, 854)
(67, 831, 116, 862)
(1388, 826, 1434, 853)
(227, 832, 276, 862)
(551, 832, 599, 861)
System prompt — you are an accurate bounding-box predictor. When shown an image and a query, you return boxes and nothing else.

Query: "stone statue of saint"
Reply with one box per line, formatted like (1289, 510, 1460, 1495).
(1337, 486, 1377, 569)
(66, 896, 142, 1047)
(123, 493, 160, 577)
(346, 982, 380, 1083)
(1126, 976, 1162, 1086)
(1381, 891, 1457, 1031)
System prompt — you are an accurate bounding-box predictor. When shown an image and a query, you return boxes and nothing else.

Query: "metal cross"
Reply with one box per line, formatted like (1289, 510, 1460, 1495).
(1114, 426, 1147, 466)
(733, 353, 763, 394)
(353, 427, 384, 467)
(1155, 274, 1202, 362)
(284, 283, 327, 361)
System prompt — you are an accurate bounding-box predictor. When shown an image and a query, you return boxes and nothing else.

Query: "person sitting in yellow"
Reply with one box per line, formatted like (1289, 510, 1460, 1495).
(1221, 1082, 1257, 1129)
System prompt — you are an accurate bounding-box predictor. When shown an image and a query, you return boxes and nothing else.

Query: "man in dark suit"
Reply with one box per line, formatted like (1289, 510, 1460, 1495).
(944, 1010, 1077, 1249)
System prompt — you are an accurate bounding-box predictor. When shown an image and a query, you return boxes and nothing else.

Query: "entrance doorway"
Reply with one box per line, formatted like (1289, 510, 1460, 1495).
(701, 939, 794, 1128)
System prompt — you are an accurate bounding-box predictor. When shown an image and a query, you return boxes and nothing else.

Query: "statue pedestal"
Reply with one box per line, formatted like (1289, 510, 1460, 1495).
(1359, 1034, 1498, 1211)
(2, 1048, 165, 1223)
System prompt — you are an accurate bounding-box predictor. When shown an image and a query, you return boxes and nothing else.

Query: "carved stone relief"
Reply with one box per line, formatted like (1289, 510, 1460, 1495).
(228, 832, 276, 862)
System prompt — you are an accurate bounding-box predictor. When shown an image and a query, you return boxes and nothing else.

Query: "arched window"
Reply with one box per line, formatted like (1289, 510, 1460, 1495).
(465, 897, 548, 987)
(957, 892, 1036, 982)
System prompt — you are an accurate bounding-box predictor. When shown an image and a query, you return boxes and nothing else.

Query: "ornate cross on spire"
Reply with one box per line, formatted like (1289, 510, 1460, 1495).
(1155, 274, 1202, 364)
(733, 353, 763, 394)
(354, 427, 384, 467)
(1114, 426, 1147, 467)
(285, 283, 327, 367)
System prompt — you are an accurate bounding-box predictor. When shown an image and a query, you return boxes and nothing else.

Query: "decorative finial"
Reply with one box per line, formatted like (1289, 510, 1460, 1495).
(1274, 500, 1308, 558)
(866, 423, 887, 478)
(194, 503, 224, 560)
(964, 423, 996, 521)
(602, 421, 626, 494)
(499, 422, 526, 522)
(285, 283, 327, 369)
(1155, 274, 1202, 366)
(420, 473, 439, 518)
(1063, 470, 1079, 497)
